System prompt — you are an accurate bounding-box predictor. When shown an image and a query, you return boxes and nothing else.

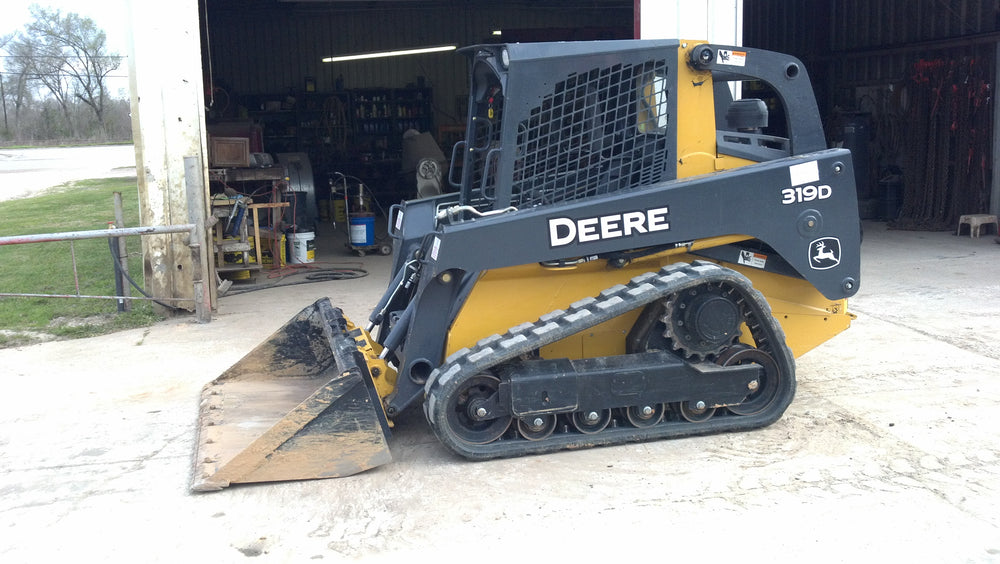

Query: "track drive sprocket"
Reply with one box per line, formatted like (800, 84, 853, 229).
(660, 282, 742, 359)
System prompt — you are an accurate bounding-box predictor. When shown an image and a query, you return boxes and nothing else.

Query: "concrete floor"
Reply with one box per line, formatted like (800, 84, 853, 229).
(1, 220, 999, 562)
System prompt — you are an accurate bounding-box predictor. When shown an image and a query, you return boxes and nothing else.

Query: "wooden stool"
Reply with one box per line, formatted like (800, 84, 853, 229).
(956, 214, 999, 238)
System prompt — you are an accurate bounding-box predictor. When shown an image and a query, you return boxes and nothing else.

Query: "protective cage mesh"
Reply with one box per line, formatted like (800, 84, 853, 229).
(505, 59, 674, 209)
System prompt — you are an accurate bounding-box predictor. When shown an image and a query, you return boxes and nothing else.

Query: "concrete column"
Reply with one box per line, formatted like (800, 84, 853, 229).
(126, 0, 211, 313)
(638, 0, 743, 45)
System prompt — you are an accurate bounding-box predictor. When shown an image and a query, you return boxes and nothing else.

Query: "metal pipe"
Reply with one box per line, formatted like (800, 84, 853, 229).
(0, 292, 191, 302)
(70, 240, 80, 296)
(184, 155, 211, 323)
(0, 224, 196, 246)
(0, 222, 200, 313)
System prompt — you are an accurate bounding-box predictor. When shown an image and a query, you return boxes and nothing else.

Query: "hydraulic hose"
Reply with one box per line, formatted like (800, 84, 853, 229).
(107, 238, 182, 311)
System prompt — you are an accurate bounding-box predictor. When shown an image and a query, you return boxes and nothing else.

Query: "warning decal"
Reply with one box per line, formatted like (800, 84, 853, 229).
(718, 49, 747, 67)
(737, 249, 767, 269)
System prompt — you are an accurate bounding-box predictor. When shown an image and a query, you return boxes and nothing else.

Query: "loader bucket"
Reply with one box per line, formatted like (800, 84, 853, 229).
(190, 299, 392, 492)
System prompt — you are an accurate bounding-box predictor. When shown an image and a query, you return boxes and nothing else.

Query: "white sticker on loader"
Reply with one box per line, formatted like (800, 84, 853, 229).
(738, 250, 767, 269)
(431, 236, 441, 261)
(788, 160, 820, 186)
(718, 49, 747, 67)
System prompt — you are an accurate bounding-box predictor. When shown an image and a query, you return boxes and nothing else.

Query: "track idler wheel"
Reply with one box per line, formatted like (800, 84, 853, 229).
(716, 344, 782, 416)
(443, 374, 512, 445)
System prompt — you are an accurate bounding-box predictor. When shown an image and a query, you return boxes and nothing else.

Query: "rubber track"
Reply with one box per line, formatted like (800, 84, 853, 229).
(423, 261, 797, 460)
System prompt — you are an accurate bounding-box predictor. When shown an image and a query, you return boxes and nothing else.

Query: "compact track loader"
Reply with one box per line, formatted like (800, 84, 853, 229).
(191, 39, 860, 491)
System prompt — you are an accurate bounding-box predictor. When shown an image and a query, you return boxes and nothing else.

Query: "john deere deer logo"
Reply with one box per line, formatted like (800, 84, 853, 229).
(809, 237, 841, 270)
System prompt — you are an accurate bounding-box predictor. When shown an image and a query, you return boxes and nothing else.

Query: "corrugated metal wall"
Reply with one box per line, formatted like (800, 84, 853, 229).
(746, 0, 999, 82)
(745, 0, 999, 226)
(206, 1, 632, 128)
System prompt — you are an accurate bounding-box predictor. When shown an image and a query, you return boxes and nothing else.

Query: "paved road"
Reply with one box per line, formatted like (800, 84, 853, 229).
(0, 145, 137, 201)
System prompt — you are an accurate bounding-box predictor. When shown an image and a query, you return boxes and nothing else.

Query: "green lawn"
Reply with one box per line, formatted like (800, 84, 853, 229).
(0, 179, 161, 347)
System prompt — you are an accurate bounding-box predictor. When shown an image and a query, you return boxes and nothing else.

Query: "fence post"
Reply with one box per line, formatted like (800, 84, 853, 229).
(184, 156, 211, 323)
(113, 192, 132, 312)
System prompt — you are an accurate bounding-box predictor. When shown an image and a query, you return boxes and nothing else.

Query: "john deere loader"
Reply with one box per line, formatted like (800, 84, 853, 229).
(191, 39, 860, 491)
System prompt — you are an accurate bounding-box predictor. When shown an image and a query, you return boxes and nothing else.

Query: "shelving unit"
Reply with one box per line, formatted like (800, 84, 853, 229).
(212, 87, 436, 206)
(242, 88, 432, 162)
(246, 92, 352, 156)
(352, 87, 434, 159)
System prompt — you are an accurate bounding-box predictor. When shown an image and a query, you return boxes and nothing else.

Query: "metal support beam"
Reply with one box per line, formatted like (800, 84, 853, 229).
(185, 155, 212, 323)
(993, 42, 1000, 216)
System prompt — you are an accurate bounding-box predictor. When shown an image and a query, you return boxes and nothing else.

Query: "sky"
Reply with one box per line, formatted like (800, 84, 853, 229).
(2, 0, 130, 94)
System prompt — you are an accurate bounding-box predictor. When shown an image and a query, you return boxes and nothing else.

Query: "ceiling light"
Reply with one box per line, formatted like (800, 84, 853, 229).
(322, 45, 457, 63)
(492, 30, 503, 36)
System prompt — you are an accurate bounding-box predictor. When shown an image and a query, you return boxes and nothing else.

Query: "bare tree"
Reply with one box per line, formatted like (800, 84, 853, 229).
(0, 32, 12, 134)
(0, 34, 37, 138)
(21, 5, 123, 137)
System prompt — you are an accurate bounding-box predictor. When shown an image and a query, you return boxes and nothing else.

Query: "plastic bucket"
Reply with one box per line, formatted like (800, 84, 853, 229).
(333, 200, 347, 223)
(250, 234, 286, 267)
(349, 213, 375, 247)
(287, 231, 316, 264)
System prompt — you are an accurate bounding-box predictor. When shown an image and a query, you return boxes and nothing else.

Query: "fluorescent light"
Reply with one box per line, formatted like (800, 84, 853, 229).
(323, 45, 457, 63)
(492, 30, 503, 36)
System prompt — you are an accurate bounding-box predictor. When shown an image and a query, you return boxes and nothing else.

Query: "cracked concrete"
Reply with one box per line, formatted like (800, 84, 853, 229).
(1, 192, 999, 563)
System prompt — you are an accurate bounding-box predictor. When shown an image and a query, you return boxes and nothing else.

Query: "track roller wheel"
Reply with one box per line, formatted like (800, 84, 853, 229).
(717, 344, 782, 416)
(442, 374, 511, 445)
(625, 404, 665, 428)
(517, 415, 557, 441)
(571, 409, 612, 434)
(676, 401, 716, 423)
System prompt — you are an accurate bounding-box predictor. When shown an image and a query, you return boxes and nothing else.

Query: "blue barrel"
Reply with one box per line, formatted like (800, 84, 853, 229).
(349, 213, 375, 246)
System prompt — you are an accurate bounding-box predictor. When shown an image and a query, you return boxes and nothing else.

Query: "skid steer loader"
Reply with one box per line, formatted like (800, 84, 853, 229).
(191, 39, 860, 491)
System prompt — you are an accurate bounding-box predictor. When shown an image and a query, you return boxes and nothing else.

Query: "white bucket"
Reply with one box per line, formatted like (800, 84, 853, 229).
(287, 231, 315, 264)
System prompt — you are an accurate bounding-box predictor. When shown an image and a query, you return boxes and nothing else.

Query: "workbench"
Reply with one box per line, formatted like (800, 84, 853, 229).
(209, 166, 291, 275)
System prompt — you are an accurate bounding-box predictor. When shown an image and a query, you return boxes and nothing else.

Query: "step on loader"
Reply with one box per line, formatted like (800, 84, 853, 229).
(191, 39, 860, 491)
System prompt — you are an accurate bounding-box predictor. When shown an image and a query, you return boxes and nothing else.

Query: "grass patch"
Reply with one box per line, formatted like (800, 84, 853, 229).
(0, 178, 162, 348)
